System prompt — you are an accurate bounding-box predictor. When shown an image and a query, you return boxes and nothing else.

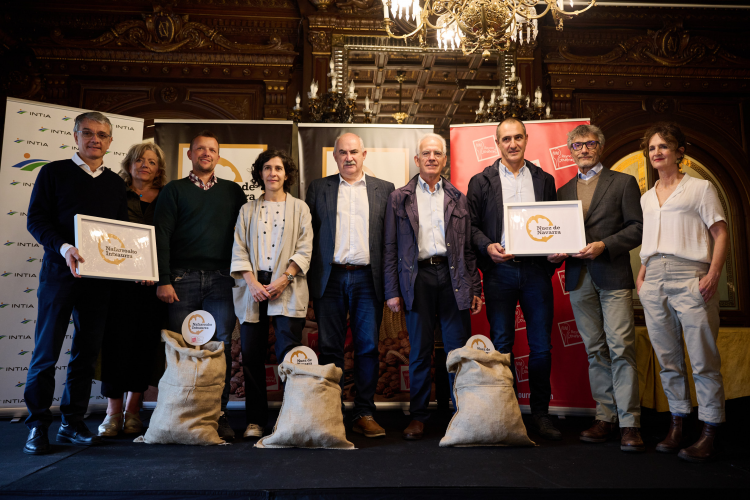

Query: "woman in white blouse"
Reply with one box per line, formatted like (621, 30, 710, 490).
(636, 123, 729, 463)
(230, 150, 312, 439)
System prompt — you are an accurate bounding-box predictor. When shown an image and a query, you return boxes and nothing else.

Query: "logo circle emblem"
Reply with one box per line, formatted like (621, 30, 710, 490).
(282, 345, 318, 365)
(181, 310, 216, 346)
(97, 233, 127, 265)
(466, 335, 495, 353)
(526, 215, 555, 242)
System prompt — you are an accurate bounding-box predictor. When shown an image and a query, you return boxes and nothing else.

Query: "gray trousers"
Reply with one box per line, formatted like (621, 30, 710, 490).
(639, 254, 724, 424)
(569, 266, 640, 427)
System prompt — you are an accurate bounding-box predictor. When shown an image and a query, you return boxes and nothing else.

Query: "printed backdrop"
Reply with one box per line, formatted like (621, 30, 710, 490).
(450, 119, 595, 414)
(0, 97, 144, 417)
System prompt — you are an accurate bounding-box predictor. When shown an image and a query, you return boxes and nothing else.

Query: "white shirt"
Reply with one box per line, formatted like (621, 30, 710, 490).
(256, 200, 285, 273)
(416, 176, 447, 260)
(578, 162, 603, 180)
(333, 173, 370, 265)
(640, 175, 725, 265)
(499, 162, 535, 248)
(60, 153, 110, 258)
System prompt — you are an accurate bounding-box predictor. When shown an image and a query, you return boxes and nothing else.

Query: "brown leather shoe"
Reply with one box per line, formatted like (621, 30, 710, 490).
(620, 427, 645, 453)
(352, 415, 385, 438)
(579, 420, 616, 443)
(402, 420, 424, 440)
(678, 423, 718, 463)
(656, 414, 684, 454)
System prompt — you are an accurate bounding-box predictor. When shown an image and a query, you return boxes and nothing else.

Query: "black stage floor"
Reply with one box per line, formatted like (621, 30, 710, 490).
(1, 400, 749, 500)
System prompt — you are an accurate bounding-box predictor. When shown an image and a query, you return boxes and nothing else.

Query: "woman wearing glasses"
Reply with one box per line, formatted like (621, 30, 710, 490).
(98, 142, 168, 436)
(230, 150, 312, 439)
(637, 123, 729, 462)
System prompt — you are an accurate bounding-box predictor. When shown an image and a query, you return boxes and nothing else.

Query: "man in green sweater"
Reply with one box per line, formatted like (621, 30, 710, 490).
(154, 131, 247, 441)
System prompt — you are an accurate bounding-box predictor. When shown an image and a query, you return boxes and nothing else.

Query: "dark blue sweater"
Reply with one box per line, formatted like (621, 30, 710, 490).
(27, 159, 128, 267)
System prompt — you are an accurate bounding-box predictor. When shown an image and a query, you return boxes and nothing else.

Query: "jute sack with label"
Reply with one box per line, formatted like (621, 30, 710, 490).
(256, 363, 354, 450)
(141, 330, 226, 445)
(440, 347, 535, 447)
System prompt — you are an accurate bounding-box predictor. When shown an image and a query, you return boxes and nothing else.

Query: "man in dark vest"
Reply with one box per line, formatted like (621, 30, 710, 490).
(549, 124, 644, 452)
(24, 112, 128, 454)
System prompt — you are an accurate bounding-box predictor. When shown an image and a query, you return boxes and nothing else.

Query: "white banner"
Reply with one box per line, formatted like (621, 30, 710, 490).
(0, 97, 144, 417)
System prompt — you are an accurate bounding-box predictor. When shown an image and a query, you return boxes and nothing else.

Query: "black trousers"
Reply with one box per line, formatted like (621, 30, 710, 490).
(240, 271, 304, 427)
(100, 281, 165, 398)
(25, 260, 113, 429)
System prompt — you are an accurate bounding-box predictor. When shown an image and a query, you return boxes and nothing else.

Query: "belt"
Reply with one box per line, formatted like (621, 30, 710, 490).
(332, 263, 370, 271)
(418, 255, 447, 265)
(257, 270, 273, 284)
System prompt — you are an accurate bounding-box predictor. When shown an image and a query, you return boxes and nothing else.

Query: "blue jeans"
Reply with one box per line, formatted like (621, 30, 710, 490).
(167, 268, 236, 410)
(314, 266, 382, 420)
(483, 259, 553, 415)
(405, 262, 471, 422)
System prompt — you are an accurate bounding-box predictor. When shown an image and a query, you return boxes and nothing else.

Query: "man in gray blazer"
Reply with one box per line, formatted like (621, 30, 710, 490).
(549, 124, 644, 452)
(306, 132, 395, 438)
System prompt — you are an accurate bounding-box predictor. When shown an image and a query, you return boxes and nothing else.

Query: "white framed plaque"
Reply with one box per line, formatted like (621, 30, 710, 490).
(503, 201, 586, 256)
(73, 214, 159, 281)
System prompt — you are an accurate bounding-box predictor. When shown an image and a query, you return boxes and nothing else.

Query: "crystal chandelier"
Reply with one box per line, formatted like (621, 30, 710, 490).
(383, 0, 597, 58)
(290, 57, 358, 123)
(474, 64, 552, 123)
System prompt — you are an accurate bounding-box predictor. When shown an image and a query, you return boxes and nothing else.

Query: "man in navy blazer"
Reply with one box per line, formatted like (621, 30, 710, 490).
(306, 133, 395, 438)
(384, 133, 482, 440)
(466, 118, 562, 440)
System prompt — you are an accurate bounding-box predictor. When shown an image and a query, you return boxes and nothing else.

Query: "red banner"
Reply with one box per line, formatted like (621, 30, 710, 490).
(451, 119, 595, 414)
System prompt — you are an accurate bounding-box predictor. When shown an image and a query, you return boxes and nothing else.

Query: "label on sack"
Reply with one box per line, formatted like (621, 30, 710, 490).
(466, 335, 495, 354)
(282, 346, 318, 365)
(181, 310, 216, 346)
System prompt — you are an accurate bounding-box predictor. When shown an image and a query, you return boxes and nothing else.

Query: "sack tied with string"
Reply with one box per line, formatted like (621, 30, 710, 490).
(255, 362, 354, 450)
(440, 347, 535, 447)
(141, 330, 226, 446)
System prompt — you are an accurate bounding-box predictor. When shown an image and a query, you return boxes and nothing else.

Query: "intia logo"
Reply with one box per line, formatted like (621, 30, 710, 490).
(4, 241, 14, 246)
(23, 288, 35, 293)
(10, 181, 20, 185)
(39, 128, 48, 132)
(14, 138, 23, 143)
(12, 156, 50, 172)
(26, 258, 37, 262)
(69, 319, 74, 325)
(62, 116, 72, 121)
(1, 272, 11, 277)
(15, 382, 25, 387)
(60, 144, 69, 149)
(7, 211, 18, 216)
(65, 349, 71, 355)
(21, 319, 32, 324)
(0, 303, 8, 308)
(18, 351, 29, 355)
(0, 336, 5, 339)
(17, 110, 27, 114)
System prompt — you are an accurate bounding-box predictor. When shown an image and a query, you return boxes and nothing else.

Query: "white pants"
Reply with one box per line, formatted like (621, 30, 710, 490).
(639, 254, 724, 423)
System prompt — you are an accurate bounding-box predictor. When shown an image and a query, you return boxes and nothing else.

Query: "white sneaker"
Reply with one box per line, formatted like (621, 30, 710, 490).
(243, 423, 263, 438)
(98, 413, 123, 437)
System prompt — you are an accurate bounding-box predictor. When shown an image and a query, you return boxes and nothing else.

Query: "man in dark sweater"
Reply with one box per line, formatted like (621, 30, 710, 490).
(24, 112, 128, 455)
(154, 131, 246, 441)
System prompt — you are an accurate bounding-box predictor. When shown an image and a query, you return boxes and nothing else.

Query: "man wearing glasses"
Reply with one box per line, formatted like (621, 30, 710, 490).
(549, 125, 644, 452)
(466, 118, 561, 440)
(24, 112, 128, 454)
(384, 133, 482, 440)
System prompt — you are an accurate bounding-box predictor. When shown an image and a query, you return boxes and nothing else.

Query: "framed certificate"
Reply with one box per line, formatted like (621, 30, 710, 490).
(503, 201, 586, 256)
(74, 214, 159, 281)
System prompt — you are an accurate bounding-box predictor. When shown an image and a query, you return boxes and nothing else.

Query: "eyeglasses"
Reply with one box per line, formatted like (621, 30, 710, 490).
(77, 130, 112, 141)
(420, 151, 444, 159)
(570, 140, 600, 151)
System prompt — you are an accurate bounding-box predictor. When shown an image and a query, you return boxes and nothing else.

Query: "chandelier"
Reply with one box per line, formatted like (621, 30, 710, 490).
(473, 63, 551, 122)
(383, 0, 597, 58)
(290, 58, 358, 123)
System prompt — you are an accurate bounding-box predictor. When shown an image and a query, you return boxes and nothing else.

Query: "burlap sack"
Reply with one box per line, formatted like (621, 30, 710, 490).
(440, 347, 535, 447)
(255, 363, 354, 450)
(142, 330, 226, 446)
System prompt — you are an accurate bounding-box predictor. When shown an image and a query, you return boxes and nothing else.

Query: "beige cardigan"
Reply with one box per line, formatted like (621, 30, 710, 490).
(230, 194, 312, 322)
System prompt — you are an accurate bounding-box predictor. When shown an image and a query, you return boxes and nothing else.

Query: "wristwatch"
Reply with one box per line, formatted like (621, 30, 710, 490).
(285, 272, 295, 282)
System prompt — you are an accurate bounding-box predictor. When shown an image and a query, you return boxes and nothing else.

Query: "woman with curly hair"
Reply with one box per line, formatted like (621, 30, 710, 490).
(230, 149, 312, 439)
(637, 123, 729, 462)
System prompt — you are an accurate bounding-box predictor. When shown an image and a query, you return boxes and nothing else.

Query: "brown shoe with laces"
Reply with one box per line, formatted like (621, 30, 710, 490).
(678, 423, 718, 463)
(620, 427, 645, 453)
(579, 420, 616, 443)
(352, 415, 385, 437)
(656, 414, 684, 454)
